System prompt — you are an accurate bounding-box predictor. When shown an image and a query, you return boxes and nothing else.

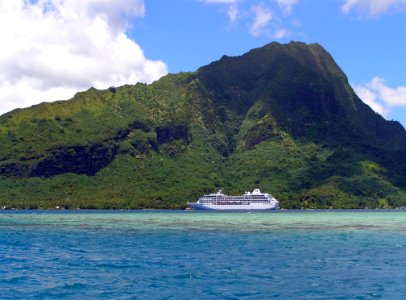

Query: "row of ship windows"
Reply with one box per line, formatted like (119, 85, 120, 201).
(202, 196, 267, 200)
(200, 200, 270, 204)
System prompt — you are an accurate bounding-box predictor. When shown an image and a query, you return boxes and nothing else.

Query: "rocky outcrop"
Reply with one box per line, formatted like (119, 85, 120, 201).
(30, 142, 118, 177)
(0, 162, 29, 177)
(156, 124, 189, 145)
(114, 120, 151, 141)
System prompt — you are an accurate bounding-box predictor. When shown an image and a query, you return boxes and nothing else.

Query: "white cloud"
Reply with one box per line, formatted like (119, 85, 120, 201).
(199, 0, 240, 23)
(353, 77, 406, 117)
(353, 85, 388, 116)
(0, 0, 167, 115)
(275, 0, 299, 15)
(273, 28, 289, 38)
(341, 0, 406, 16)
(198, 0, 299, 37)
(227, 5, 239, 23)
(250, 5, 273, 36)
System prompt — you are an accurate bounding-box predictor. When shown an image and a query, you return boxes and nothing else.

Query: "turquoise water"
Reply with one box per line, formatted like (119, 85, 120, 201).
(1, 210, 406, 299)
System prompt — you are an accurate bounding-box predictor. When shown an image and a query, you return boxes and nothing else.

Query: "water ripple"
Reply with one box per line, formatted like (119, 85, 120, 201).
(1, 210, 406, 298)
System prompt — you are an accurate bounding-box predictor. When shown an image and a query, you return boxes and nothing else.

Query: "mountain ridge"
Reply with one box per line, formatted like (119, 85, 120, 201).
(1, 41, 406, 209)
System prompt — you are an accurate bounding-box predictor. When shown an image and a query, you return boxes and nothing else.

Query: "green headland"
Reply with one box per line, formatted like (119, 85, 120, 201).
(1, 42, 406, 209)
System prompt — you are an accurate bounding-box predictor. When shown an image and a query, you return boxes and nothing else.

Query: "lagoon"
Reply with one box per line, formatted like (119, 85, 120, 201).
(1, 210, 406, 298)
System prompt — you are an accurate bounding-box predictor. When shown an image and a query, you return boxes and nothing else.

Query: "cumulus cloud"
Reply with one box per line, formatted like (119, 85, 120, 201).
(0, 0, 167, 115)
(341, 0, 406, 16)
(353, 77, 406, 118)
(353, 85, 388, 116)
(250, 5, 273, 36)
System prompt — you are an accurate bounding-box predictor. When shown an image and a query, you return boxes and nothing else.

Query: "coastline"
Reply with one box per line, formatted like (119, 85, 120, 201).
(2, 207, 406, 212)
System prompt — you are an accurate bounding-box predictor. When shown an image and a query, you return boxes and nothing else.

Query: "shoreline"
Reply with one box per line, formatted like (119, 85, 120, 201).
(1, 207, 406, 212)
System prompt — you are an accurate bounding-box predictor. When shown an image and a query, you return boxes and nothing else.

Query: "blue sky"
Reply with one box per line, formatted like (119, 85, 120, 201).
(0, 0, 405, 126)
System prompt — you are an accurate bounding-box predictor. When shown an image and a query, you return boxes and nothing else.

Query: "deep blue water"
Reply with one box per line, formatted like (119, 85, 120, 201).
(1, 210, 406, 299)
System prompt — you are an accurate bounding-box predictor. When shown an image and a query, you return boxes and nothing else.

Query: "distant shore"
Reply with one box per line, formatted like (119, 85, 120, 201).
(2, 207, 406, 211)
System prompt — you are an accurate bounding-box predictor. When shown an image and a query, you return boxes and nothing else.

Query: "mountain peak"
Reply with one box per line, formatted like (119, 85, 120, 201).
(197, 41, 405, 152)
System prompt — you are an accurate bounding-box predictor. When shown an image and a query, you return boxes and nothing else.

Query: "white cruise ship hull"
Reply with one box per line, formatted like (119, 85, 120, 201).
(188, 202, 279, 210)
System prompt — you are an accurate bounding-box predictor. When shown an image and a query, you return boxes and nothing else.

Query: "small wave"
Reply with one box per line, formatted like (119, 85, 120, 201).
(1, 275, 29, 284)
(61, 282, 87, 290)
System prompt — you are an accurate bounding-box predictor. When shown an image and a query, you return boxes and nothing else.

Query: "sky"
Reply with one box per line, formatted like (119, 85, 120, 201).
(0, 0, 405, 126)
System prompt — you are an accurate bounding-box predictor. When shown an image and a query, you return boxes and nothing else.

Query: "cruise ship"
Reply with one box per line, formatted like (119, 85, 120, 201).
(187, 189, 279, 210)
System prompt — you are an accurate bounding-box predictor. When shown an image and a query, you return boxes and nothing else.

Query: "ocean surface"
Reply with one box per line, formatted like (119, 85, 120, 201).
(1, 210, 406, 299)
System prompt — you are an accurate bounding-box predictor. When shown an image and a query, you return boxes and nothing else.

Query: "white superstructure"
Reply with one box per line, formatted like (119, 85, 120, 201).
(187, 188, 279, 210)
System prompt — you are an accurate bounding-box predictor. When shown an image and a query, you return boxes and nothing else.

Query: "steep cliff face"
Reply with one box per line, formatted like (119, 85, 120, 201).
(197, 42, 406, 152)
(0, 42, 405, 209)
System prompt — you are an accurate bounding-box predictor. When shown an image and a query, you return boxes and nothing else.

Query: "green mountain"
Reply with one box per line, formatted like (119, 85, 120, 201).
(1, 41, 406, 209)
